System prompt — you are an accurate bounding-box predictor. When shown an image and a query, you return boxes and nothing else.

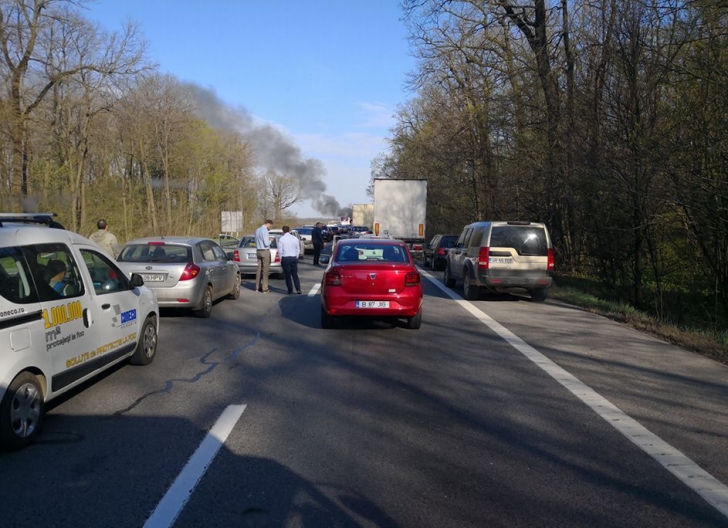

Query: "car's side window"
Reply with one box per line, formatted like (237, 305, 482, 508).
(199, 241, 216, 262)
(461, 228, 473, 248)
(469, 229, 484, 249)
(80, 249, 131, 295)
(0, 247, 38, 304)
(211, 243, 227, 261)
(21, 243, 85, 302)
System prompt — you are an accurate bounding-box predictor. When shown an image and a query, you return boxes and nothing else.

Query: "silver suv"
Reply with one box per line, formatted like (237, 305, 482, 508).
(444, 221, 554, 301)
(0, 213, 159, 450)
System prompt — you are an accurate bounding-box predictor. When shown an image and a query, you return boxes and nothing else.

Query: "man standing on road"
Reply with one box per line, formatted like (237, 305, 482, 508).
(89, 219, 120, 258)
(255, 219, 273, 293)
(312, 222, 324, 266)
(278, 225, 302, 294)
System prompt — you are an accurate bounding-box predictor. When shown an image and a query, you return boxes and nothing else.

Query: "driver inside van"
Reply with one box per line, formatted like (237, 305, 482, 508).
(44, 259, 68, 296)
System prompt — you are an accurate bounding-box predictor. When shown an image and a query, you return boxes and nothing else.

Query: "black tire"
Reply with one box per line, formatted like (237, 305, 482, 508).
(463, 270, 480, 300)
(0, 372, 44, 451)
(130, 316, 158, 365)
(195, 286, 213, 318)
(321, 305, 335, 329)
(530, 288, 548, 302)
(444, 263, 456, 288)
(228, 273, 241, 300)
(406, 309, 422, 330)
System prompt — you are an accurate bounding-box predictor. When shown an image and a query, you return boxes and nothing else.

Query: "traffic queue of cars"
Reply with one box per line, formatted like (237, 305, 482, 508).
(0, 212, 552, 450)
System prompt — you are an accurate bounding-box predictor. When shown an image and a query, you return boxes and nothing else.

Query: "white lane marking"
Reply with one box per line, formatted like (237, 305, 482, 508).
(308, 283, 321, 297)
(143, 404, 247, 528)
(419, 268, 728, 518)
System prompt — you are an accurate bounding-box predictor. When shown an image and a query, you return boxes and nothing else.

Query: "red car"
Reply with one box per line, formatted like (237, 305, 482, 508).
(320, 239, 423, 329)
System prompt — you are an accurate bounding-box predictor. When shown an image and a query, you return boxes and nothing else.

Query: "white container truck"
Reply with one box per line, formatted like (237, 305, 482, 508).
(372, 178, 427, 257)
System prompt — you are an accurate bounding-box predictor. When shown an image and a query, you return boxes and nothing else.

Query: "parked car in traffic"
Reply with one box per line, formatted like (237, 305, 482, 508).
(269, 228, 304, 259)
(424, 234, 458, 271)
(232, 234, 283, 277)
(444, 221, 554, 301)
(295, 227, 314, 253)
(117, 236, 240, 317)
(0, 213, 159, 450)
(348, 225, 371, 237)
(320, 238, 423, 329)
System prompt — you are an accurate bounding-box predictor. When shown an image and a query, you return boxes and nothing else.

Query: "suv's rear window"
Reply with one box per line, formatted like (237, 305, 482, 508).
(490, 227, 548, 256)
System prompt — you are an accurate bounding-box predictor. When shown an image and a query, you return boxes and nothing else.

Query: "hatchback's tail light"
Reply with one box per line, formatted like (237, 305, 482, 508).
(547, 248, 555, 271)
(405, 272, 420, 286)
(325, 270, 342, 286)
(274, 252, 281, 263)
(478, 247, 490, 269)
(233, 250, 241, 262)
(179, 262, 201, 281)
(436, 248, 446, 256)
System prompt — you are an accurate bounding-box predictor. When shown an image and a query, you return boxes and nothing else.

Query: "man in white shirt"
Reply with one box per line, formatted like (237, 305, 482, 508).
(255, 219, 273, 293)
(278, 225, 302, 294)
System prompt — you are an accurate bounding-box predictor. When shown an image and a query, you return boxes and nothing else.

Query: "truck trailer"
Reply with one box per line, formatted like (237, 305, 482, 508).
(372, 178, 427, 258)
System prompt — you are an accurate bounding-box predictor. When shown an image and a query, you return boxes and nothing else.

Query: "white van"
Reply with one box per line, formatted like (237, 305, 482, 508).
(0, 214, 159, 450)
(444, 221, 554, 301)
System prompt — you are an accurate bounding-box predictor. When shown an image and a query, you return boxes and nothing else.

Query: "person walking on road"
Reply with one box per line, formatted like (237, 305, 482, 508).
(278, 225, 302, 294)
(312, 222, 324, 266)
(255, 219, 273, 293)
(89, 219, 120, 258)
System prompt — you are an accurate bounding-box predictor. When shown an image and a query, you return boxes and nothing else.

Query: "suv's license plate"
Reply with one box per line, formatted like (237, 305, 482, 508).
(356, 301, 389, 308)
(142, 273, 164, 282)
(490, 257, 513, 265)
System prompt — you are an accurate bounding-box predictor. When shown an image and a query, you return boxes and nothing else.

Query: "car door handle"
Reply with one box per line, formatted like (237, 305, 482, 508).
(83, 308, 93, 327)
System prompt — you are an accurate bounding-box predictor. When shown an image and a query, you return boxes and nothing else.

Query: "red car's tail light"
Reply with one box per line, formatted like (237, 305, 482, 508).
(436, 247, 446, 256)
(478, 247, 490, 269)
(547, 248, 555, 271)
(233, 250, 241, 262)
(325, 270, 342, 286)
(179, 262, 201, 281)
(405, 272, 420, 286)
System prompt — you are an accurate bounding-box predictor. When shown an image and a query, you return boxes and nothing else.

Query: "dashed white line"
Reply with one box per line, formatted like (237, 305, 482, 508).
(308, 283, 321, 297)
(143, 404, 247, 528)
(419, 268, 728, 518)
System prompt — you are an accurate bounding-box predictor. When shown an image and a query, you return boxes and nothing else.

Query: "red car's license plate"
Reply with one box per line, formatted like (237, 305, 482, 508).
(356, 301, 389, 308)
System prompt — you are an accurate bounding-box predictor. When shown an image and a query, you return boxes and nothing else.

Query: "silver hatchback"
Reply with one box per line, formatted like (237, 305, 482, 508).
(117, 236, 241, 317)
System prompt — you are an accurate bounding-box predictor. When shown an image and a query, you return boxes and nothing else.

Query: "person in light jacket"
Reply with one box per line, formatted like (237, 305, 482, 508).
(89, 219, 120, 258)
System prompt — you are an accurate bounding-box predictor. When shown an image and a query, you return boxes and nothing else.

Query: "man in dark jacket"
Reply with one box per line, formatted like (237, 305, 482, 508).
(312, 222, 324, 266)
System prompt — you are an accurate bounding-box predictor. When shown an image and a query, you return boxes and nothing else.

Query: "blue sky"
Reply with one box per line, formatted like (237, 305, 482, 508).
(85, 0, 415, 218)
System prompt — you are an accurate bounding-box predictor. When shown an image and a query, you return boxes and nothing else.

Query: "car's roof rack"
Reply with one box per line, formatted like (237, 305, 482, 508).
(0, 213, 65, 229)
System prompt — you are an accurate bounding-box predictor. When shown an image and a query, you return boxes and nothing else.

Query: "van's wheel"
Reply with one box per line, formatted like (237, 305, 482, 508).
(406, 309, 422, 330)
(130, 316, 158, 365)
(530, 289, 548, 302)
(321, 305, 335, 329)
(0, 372, 44, 451)
(195, 286, 213, 318)
(228, 273, 241, 300)
(463, 271, 480, 300)
(444, 263, 456, 288)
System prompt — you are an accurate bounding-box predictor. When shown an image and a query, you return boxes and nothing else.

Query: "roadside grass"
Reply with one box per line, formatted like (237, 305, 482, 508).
(549, 282, 728, 365)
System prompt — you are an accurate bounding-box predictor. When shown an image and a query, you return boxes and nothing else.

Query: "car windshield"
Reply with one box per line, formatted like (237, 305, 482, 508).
(297, 228, 313, 235)
(335, 244, 409, 263)
(118, 244, 191, 263)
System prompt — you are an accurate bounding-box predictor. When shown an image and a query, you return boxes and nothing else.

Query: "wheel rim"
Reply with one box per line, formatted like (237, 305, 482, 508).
(11, 383, 41, 438)
(234, 276, 241, 297)
(143, 322, 157, 359)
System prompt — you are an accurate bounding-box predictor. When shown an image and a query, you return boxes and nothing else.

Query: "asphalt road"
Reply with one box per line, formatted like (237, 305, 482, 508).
(1, 255, 727, 528)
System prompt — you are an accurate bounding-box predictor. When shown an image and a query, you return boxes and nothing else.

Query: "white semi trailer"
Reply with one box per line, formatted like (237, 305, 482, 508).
(372, 178, 427, 257)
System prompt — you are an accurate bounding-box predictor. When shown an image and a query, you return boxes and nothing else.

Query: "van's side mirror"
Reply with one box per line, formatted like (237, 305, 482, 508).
(130, 273, 145, 288)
